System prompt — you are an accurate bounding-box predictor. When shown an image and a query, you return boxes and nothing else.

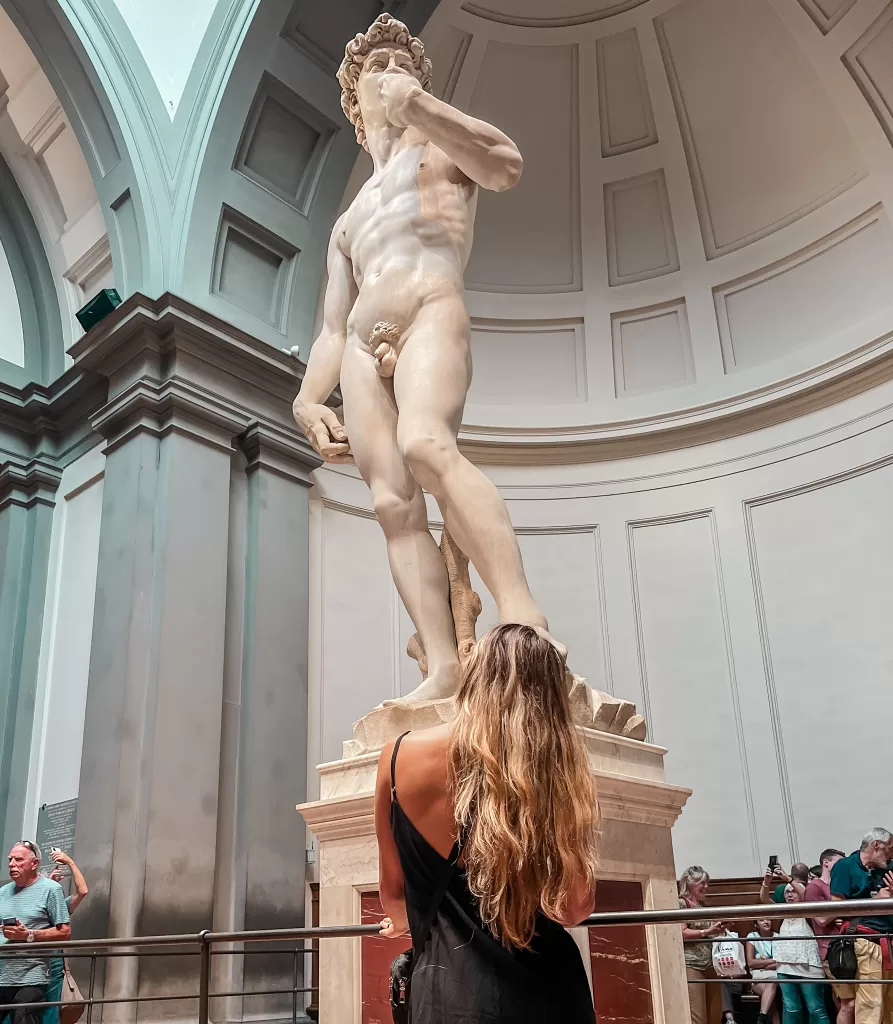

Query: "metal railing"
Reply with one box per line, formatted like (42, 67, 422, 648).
(0, 897, 887, 1020)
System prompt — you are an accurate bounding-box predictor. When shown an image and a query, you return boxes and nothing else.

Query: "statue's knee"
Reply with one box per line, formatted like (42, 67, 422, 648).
(372, 490, 415, 535)
(400, 433, 454, 487)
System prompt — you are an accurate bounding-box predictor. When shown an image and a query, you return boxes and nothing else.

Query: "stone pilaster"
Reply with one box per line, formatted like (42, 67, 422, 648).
(0, 369, 106, 858)
(67, 294, 321, 1021)
(0, 461, 59, 856)
(211, 423, 320, 1023)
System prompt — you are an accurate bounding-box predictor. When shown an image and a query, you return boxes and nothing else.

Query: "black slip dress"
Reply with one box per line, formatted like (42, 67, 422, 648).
(389, 732, 597, 1024)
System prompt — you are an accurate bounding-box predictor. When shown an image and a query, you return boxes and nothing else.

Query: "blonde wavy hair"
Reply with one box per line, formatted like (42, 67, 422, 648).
(336, 13, 433, 151)
(447, 623, 599, 949)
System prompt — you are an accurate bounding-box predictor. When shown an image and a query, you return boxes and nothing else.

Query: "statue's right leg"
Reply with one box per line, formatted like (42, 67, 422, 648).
(340, 343, 461, 701)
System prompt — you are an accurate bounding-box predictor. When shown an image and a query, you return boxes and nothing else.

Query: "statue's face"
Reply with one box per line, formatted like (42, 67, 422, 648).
(356, 45, 421, 126)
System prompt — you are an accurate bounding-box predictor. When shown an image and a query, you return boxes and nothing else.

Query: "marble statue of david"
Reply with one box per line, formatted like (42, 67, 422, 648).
(293, 14, 559, 702)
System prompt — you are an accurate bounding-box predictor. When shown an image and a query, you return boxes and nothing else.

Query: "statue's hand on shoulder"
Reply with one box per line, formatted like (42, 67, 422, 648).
(293, 398, 353, 464)
(379, 69, 424, 129)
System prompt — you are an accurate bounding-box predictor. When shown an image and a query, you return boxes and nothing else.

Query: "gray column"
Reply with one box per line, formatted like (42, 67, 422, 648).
(0, 462, 59, 856)
(68, 294, 321, 1021)
(212, 425, 320, 1023)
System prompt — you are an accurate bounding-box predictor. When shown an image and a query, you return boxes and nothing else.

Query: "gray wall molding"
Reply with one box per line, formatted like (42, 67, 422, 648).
(0, 368, 107, 474)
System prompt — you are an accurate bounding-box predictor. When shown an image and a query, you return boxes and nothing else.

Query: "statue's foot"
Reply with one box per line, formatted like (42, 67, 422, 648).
(383, 665, 460, 706)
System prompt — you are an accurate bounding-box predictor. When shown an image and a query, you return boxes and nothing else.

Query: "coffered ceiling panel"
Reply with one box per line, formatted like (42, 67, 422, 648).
(656, 0, 864, 258)
(463, 42, 581, 293)
(460, 0, 650, 27)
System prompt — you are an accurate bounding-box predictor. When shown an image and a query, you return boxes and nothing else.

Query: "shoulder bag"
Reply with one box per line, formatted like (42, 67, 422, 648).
(60, 959, 86, 1024)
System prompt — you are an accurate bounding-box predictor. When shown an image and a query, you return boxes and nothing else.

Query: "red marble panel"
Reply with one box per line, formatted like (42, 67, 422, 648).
(361, 892, 408, 1024)
(361, 882, 654, 1024)
(590, 880, 654, 1024)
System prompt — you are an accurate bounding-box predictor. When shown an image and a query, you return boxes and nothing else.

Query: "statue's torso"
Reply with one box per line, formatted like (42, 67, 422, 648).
(339, 140, 477, 346)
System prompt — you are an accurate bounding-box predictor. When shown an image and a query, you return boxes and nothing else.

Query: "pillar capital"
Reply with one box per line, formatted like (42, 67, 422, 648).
(0, 458, 62, 511)
(70, 292, 314, 457)
(239, 421, 322, 485)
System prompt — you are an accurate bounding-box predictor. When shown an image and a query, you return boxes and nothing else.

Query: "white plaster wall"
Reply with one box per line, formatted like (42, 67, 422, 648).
(0, 6, 113, 350)
(308, 377, 893, 880)
(23, 446, 105, 836)
(0, 239, 25, 366)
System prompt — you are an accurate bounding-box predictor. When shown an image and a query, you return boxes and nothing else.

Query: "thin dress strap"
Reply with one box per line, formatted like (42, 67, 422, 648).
(390, 731, 410, 801)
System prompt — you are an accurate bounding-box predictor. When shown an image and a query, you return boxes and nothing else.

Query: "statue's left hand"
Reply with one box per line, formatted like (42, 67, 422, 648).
(379, 70, 424, 129)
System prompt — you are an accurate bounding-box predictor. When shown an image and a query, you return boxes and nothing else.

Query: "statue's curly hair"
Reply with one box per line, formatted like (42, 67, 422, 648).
(336, 13, 433, 151)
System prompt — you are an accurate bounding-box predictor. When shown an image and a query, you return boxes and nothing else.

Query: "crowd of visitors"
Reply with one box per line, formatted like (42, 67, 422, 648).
(682, 828, 893, 1024)
(0, 841, 88, 1024)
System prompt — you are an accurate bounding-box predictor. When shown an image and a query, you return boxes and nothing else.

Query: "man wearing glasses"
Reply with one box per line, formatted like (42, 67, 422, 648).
(0, 841, 70, 1024)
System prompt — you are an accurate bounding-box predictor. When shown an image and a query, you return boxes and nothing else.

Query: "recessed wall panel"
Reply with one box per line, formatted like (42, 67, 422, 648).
(597, 29, 657, 156)
(748, 462, 893, 856)
(605, 170, 678, 285)
(629, 513, 754, 873)
(844, 6, 893, 147)
(320, 506, 394, 761)
(464, 43, 580, 292)
(461, 0, 650, 26)
(796, 0, 857, 33)
(212, 209, 298, 328)
(467, 319, 586, 405)
(427, 26, 472, 103)
(468, 529, 611, 692)
(715, 209, 893, 371)
(236, 76, 336, 212)
(656, 0, 863, 257)
(283, 0, 382, 70)
(612, 301, 693, 396)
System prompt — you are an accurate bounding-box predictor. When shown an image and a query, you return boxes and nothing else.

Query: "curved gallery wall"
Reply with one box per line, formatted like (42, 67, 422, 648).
(309, 0, 893, 878)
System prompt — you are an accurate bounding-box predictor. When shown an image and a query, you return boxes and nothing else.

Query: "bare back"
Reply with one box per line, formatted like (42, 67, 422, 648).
(377, 724, 456, 860)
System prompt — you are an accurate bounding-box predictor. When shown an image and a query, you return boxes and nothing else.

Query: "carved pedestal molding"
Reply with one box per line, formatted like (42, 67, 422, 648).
(347, 676, 646, 758)
(67, 293, 321, 1022)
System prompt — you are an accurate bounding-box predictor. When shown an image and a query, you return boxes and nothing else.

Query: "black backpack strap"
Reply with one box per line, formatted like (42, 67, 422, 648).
(391, 732, 409, 802)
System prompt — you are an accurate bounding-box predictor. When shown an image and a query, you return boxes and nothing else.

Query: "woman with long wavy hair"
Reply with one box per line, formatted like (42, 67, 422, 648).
(374, 622, 599, 1022)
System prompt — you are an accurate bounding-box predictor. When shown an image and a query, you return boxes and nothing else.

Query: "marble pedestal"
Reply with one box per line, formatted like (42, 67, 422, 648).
(298, 726, 692, 1024)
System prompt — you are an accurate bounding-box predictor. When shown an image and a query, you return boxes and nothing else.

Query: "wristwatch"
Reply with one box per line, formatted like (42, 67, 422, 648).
(26, 931, 34, 943)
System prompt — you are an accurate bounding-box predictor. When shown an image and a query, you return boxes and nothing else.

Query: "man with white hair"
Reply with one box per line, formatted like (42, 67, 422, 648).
(0, 841, 71, 1024)
(831, 828, 893, 1024)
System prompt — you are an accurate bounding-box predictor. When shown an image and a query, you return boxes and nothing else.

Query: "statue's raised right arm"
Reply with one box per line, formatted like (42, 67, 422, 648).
(377, 70, 522, 192)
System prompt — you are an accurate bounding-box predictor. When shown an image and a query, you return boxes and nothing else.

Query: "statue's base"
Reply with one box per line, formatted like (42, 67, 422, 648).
(345, 676, 647, 757)
(298, 726, 691, 1024)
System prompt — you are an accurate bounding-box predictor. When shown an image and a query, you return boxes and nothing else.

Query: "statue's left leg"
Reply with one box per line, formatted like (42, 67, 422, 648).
(393, 301, 548, 631)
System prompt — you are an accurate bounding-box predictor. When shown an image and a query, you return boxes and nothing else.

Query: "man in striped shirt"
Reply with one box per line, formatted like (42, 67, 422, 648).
(0, 841, 70, 1024)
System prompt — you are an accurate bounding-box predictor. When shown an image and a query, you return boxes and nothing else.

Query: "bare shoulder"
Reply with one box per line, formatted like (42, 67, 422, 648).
(331, 210, 352, 256)
(392, 726, 450, 788)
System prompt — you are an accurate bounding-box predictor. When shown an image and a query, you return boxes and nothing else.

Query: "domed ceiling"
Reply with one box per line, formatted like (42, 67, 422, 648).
(408, 0, 893, 449)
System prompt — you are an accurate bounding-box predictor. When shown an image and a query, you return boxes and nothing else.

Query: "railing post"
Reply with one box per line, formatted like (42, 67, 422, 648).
(86, 952, 97, 1024)
(292, 949, 299, 1024)
(198, 931, 211, 1024)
